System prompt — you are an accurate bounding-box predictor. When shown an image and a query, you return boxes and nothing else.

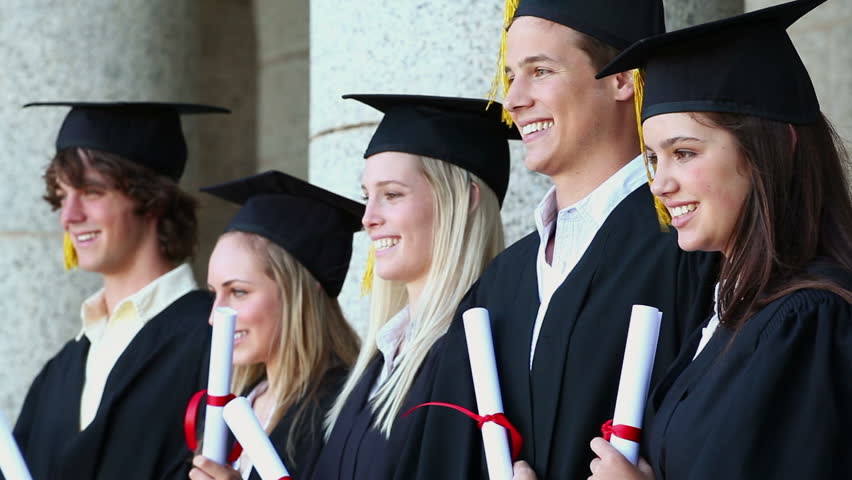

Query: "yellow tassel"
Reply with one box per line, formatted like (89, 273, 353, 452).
(63, 232, 78, 270)
(633, 68, 670, 230)
(361, 245, 375, 296)
(487, 0, 520, 126)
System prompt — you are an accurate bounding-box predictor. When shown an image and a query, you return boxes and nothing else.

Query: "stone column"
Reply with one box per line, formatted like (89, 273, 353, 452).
(747, 0, 852, 150)
(254, 0, 310, 178)
(665, 0, 743, 30)
(0, 1, 211, 421)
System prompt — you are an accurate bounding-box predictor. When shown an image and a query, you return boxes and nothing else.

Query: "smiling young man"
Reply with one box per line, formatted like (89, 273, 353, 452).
(411, 2, 719, 479)
(11, 102, 227, 480)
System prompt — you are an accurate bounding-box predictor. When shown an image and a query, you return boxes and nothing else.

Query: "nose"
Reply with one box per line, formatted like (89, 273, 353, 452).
(60, 191, 85, 229)
(361, 198, 384, 232)
(208, 293, 229, 326)
(649, 158, 675, 198)
(503, 76, 532, 115)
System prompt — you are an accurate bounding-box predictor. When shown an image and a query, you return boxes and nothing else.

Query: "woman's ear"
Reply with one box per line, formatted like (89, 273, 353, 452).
(469, 181, 481, 213)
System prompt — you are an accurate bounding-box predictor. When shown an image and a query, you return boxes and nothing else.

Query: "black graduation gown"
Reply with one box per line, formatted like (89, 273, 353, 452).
(245, 367, 348, 480)
(306, 347, 443, 480)
(409, 184, 719, 479)
(644, 267, 852, 479)
(12, 290, 213, 480)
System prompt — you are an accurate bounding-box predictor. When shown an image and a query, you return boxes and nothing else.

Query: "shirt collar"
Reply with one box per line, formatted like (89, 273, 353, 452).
(76, 263, 198, 341)
(534, 154, 648, 238)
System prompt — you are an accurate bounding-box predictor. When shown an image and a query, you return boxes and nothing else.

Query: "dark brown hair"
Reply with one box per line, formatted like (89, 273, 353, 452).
(43, 148, 199, 264)
(696, 112, 852, 329)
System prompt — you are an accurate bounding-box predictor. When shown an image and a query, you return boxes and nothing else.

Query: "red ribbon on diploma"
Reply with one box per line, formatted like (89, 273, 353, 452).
(404, 401, 523, 460)
(184, 389, 243, 462)
(601, 419, 642, 443)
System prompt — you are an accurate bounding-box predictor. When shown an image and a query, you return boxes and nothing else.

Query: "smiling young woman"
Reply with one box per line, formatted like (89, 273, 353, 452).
(309, 94, 517, 480)
(590, 0, 852, 478)
(183, 171, 362, 480)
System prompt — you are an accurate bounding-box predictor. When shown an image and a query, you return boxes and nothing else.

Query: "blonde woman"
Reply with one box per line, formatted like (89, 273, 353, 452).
(307, 94, 518, 480)
(185, 171, 362, 480)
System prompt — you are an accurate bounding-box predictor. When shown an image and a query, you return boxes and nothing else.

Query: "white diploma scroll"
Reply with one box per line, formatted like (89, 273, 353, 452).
(0, 412, 32, 480)
(463, 307, 514, 480)
(610, 305, 663, 464)
(223, 397, 291, 480)
(202, 306, 237, 463)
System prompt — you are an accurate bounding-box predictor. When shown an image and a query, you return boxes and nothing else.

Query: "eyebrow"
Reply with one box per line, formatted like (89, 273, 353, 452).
(505, 54, 558, 73)
(657, 136, 704, 149)
(361, 180, 410, 190)
(208, 279, 252, 289)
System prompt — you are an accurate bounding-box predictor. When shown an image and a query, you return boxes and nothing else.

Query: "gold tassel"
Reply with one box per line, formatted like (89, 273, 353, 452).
(487, 0, 520, 126)
(361, 245, 375, 296)
(63, 232, 78, 270)
(633, 68, 671, 230)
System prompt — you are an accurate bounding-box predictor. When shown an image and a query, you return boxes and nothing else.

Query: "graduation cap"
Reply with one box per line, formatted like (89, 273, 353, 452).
(596, 0, 824, 125)
(488, 0, 665, 124)
(512, 0, 665, 50)
(24, 101, 230, 181)
(201, 170, 365, 298)
(343, 94, 519, 206)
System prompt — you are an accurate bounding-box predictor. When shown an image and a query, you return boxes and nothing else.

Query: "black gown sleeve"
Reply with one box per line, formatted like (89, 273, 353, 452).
(661, 291, 852, 479)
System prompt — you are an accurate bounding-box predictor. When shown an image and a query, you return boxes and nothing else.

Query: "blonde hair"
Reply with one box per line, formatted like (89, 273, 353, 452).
(326, 156, 505, 437)
(224, 232, 360, 461)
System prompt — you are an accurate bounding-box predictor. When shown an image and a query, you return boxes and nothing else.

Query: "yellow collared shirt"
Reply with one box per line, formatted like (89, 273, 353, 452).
(76, 263, 198, 430)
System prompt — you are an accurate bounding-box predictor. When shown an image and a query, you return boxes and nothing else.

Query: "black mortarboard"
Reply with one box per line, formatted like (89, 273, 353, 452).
(201, 170, 364, 297)
(596, 0, 824, 125)
(343, 94, 519, 206)
(24, 102, 230, 181)
(513, 0, 666, 49)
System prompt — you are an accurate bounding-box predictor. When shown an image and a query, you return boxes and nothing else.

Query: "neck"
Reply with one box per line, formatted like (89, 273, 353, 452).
(101, 253, 174, 315)
(550, 140, 638, 210)
(405, 277, 427, 314)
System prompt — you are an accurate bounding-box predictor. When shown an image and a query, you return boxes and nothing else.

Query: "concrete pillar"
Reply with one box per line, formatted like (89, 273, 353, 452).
(191, 0, 259, 280)
(0, 1, 251, 421)
(747, 0, 852, 150)
(665, 0, 744, 30)
(254, 0, 310, 178)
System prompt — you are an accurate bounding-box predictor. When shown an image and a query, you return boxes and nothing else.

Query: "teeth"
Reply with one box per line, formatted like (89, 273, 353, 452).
(521, 121, 554, 135)
(373, 237, 400, 251)
(670, 203, 697, 218)
(234, 331, 247, 340)
(76, 232, 97, 242)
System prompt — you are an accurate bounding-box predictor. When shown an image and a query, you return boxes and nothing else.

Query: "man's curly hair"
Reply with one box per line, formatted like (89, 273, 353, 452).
(44, 148, 199, 264)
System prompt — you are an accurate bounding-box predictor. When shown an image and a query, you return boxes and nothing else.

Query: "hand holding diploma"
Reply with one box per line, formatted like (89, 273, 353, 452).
(223, 397, 291, 480)
(604, 305, 662, 464)
(0, 411, 32, 480)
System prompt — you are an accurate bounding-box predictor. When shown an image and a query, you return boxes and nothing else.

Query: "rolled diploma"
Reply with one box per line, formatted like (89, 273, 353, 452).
(0, 412, 32, 480)
(223, 397, 291, 480)
(463, 307, 513, 480)
(202, 306, 237, 463)
(609, 305, 662, 464)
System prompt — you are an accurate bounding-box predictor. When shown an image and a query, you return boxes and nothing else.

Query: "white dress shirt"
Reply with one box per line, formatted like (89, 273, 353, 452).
(693, 283, 721, 360)
(529, 155, 648, 368)
(77, 263, 198, 429)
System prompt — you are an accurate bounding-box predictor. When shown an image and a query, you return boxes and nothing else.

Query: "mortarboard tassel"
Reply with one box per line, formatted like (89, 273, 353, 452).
(633, 68, 671, 230)
(361, 245, 375, 296)
(487, 0, 520, 126)
(63, 232, 78, 270)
